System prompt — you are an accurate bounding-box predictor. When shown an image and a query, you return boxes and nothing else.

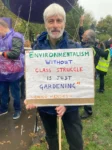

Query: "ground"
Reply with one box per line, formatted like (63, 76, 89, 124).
(0, 100, 44, 150)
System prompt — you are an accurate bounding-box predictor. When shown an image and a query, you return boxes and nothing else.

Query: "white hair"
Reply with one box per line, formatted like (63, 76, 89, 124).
(43, 3, 66, 23)
(86, 29, 96, 44)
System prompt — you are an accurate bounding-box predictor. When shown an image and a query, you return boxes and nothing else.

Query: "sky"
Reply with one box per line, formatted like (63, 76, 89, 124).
(78, 0, 112, 21)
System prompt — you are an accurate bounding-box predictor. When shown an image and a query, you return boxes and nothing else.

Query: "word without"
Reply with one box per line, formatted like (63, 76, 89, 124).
(45, 60, 73, 65)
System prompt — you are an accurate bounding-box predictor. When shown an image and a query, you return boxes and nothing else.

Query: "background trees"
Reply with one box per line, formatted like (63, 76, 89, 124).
(0, 0, 112, 42)
(96, 15, 112, 41)
(0, 0, 44, 42)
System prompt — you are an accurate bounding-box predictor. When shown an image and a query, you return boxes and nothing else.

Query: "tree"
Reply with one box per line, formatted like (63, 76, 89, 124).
(0, 0, 96, 42)
(0, 0, 44, 42)
(66, 2, 96, 41)
(96, 15, 112, 41)
(82, 12, 96, 30)
(66, 3, 84, 41)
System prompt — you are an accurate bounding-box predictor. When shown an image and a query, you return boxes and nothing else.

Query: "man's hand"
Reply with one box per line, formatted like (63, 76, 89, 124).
(55, 106, 66, 117)
(0, 52, 2, 56)
(80, 15, 85, 26)
(24, 100, 37, 110)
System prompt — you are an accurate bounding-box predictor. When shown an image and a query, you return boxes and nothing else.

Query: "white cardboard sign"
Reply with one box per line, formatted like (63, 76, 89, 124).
(25, 48, 95, 106)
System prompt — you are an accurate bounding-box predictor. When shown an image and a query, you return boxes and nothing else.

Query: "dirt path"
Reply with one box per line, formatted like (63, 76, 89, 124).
(0, 101, 37, 150)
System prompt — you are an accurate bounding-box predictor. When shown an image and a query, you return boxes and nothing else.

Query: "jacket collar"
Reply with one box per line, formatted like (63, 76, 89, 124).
(37, 31, 68, 49)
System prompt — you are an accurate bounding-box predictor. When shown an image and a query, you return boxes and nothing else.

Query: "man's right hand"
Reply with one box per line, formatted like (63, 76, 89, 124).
(24, 100, 37, 110)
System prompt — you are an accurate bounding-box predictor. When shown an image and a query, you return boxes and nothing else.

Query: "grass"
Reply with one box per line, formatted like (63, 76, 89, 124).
(30, 62, 112, 150)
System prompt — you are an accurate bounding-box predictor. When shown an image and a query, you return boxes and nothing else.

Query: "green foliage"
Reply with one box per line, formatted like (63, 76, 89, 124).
(0, 0, 44, 42)
(83, 12, 96, 30)
(0, 0, 96, 42)
(30, 143, 47, 150)
(0, 0, 17, 26)
(96, 15, 112, 41)
(97, 15, 112, 36)
(82, 63, 112, 150)
(66, 3, 96, 41)
(96, 33, 111, 42)
(66, 3, 84, 41)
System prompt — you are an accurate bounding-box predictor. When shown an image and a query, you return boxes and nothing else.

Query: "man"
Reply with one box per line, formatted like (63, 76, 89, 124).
(79, 16, 109, 119)
(0, 19, 24, 119)
(79, 16, 98, 119)
(0, 17, 12, 104)
(25, 3, 83, 150)
(96, 40, 111, 93)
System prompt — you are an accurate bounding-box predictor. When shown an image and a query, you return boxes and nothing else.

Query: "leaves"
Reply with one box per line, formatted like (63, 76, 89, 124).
(96, 15, 112, 41)
(0, 140, 11, 145)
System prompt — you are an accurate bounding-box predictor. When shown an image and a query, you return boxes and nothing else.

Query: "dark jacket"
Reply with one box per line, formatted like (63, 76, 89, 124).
(0, 29, 24, 81)
(1, 29, 24, 59)
(33, 31, 81, 114)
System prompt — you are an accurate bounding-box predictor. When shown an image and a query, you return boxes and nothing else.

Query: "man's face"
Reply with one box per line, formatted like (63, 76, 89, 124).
(45, 15, 65, 39)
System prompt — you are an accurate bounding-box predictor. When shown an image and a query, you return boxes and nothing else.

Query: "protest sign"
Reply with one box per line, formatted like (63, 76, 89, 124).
(25, 48, 94, 106)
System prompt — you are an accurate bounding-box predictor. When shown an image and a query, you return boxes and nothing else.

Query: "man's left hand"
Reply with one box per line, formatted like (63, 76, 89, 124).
(0, 52, 2, 55)
(24, 100, 37, 110)
(55, 106, 66, 117)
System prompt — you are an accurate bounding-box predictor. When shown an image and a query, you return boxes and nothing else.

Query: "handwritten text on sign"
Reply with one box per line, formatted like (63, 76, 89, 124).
(25, 48, 94, 106)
